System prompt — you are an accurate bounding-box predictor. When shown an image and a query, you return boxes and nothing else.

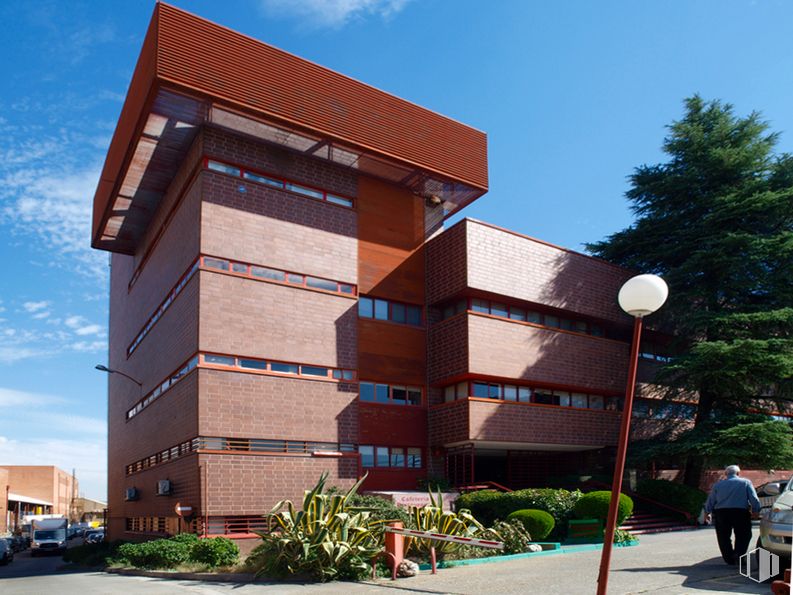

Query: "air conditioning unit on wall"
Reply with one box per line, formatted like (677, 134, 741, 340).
(156, 479, 172, 496)
(124, 487, 139, 501)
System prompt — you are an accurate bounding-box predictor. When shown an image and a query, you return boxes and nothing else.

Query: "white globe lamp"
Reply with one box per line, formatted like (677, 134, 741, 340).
(618, 274, 668, 317)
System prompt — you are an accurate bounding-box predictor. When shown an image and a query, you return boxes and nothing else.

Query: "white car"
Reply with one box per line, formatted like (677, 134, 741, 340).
(758, 480, 793, 559)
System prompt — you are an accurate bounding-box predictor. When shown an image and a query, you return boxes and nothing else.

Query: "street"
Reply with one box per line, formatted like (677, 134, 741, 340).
(0, 527, 775, 594)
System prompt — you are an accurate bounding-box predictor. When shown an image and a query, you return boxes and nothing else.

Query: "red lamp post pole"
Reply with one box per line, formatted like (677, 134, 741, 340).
(597, 315, 644, 595)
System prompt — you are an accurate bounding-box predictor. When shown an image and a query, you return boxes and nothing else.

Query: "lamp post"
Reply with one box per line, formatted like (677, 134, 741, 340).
(597, 274, 668, 595)
(94, 364, 143, 393)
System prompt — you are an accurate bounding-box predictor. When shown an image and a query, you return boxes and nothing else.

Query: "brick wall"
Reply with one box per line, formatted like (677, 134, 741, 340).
(199, 272, 357, 367)
(467, 314, 629, 393)
(198, 369, 357, 444)
(468, 400, 620, 447)
(199, 452, 358, 515)
(465, 220, 633, 324)
(122, 456, 200, 518)
(428, 400, 469, 446)
(0, 466, 76, 517)
(425, 218, 468, 305)
(0, 468, 8, 532)
(201, 170, 357, 283)
(427, 314, 469, 385)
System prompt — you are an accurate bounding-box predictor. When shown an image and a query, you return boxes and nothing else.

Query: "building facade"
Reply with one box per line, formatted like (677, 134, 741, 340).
(1, 465, 77, 530)
(94, 4, 662, 540)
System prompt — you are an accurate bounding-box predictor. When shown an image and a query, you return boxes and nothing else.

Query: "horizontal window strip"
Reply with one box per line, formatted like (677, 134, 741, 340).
(125, 438, 198, 475)
(196, 436, 356, 455)
(359, 381, 422, 406)
(126, 517, 168, 534)
(443, 380, 622, 412)
(201, 353, 356, 382)
(126, 356, 199, 421)
(358, 295, 423, 327)
(128, 259, 200, 357)
(200, 255, 356, 297)
(441, 297, 606, 339)
(125, 353, 355, 421)
(205, 158, 354, 208)
(360, 445, 423, 469)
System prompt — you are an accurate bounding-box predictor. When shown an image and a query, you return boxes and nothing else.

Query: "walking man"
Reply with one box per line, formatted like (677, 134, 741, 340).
(704, 465, 762, 565)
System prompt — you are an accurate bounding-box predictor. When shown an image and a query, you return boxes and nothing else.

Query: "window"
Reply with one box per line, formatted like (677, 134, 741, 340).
(472, 382, 489, 398)
(243, 171, 283, 188)
(491, 303, 509, 318)
(509, 307, 526, 321)
(390, 448, 405, 467)
(589, 395, 604, 410)
(240, 358, 267, 370)
(205, 354, 235, 366)
(301, 365, 328, 377)
(271, 362, 299, 374)
(527, 311, 542, 324)
(557, 391, 572, 407)
(361, 383, 375, 402)
(232, 262, 249, 274)
(360, 381, 421, 406)
(286, 182, 324, 200)
(360, 445, 374, 467)
(360, 445, 423, 468)
(374, 299, 389, 320)
(392, 303, 406, 324)
(207, 160, 241, 176)
(203, 257, 229, 271)
(205, 159, 354, 208)
(472, 299, 489, 314)
(571, 393, 588, 408)
(545, 315, 560, 328)
(519, 386, 532, 403)
(359, 297, 374, 318)
(534, 390, 555, 405)
(251, 266, 285, 282)
(306, 277, 338, 292)
(444, 385, 456, 402)
(358, 296, 422, 326)
(287, 273, 303, 285)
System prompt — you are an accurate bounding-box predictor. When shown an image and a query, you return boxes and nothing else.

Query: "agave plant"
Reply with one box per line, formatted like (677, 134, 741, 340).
(249, 473, 384, 582)
(406, 487, 485, 556)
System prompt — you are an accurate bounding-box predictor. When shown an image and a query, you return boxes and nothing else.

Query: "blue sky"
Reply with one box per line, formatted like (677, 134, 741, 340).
(1, 0, 792, 501)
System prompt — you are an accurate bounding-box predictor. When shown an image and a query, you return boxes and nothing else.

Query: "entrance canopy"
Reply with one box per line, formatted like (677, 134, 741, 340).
(8, 492, 53, 507)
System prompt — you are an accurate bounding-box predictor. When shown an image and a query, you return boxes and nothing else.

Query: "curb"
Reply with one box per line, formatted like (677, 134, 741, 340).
(106, 567, 257, 582)
(417, 539, 639, 570)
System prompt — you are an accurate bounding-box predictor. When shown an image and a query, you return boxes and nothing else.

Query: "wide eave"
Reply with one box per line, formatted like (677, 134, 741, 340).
(92, 3, 489, 254)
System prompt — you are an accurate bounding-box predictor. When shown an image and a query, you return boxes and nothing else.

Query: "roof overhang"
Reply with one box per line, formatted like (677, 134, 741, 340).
(92, 3, 488, 254)
(8, 492, 54, 507)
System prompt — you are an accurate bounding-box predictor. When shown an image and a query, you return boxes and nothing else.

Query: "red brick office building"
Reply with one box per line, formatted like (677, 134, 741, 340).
(93, 4, 667, 540)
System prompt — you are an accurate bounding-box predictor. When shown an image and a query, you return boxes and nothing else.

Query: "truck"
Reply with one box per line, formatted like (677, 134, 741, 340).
(30, 517, 67, 557)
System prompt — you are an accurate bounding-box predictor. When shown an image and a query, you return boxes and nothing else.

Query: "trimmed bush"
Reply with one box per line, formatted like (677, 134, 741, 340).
(114, 538, 193, 569)
(573, 491, 634, 525)
(455, 488, 581, 538)
(635, 479, 707, 521)
(507, 509, 555, 540)
(192, 537, 239, 568)
(63, 540, 126, 567)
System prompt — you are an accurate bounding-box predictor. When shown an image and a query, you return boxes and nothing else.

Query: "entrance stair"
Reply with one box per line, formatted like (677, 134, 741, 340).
(620, 511, 697, 535)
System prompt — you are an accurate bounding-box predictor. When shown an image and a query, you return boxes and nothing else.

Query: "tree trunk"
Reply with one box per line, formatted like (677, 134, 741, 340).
(683, 388, 715, 488)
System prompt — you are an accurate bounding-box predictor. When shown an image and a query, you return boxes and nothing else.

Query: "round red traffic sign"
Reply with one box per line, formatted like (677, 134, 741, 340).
(174, 503, 193, 517)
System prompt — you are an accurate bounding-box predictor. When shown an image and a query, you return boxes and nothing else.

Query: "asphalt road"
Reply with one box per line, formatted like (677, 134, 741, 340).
(0, 527, 777, 594)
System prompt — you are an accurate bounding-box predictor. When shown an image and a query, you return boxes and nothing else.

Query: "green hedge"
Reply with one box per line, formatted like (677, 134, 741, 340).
(111, 534, 239, 570)
(63, 541, 126, 567)
(455, 488, 581, 538)
(635, 479, 707, 521)
(573, 491, 633, 525)
(507, 509, 555, 540)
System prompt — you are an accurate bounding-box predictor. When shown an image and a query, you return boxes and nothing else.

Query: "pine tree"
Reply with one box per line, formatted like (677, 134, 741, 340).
(588, 95, 793, 486)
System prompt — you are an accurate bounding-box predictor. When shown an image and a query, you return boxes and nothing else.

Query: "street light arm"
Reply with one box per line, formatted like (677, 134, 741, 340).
(94, 364, 143, 388)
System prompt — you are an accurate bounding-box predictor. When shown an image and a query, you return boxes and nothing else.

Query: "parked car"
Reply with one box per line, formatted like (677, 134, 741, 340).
(0, 538, 13, 565)
(11, 535, 27, 552)
(758, 480, 789, 511)
(758, 479, 793, 559)
(84, 530, 104, 544)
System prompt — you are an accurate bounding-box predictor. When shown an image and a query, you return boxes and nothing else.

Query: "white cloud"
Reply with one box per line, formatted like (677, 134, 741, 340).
(32, 311, 51, 320)
(23, 301, 50, 313)
(70, 340, 106, 353)
(259, 0, 411, 28)
(0, 387, 66, 408)
(74, 324, 103, 336)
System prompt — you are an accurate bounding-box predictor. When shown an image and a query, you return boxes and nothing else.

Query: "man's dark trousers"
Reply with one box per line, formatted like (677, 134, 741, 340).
(713, 508, 752, 564)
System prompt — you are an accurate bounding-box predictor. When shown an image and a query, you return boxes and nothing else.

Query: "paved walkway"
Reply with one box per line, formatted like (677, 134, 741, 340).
(0, 526, 776, 594)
